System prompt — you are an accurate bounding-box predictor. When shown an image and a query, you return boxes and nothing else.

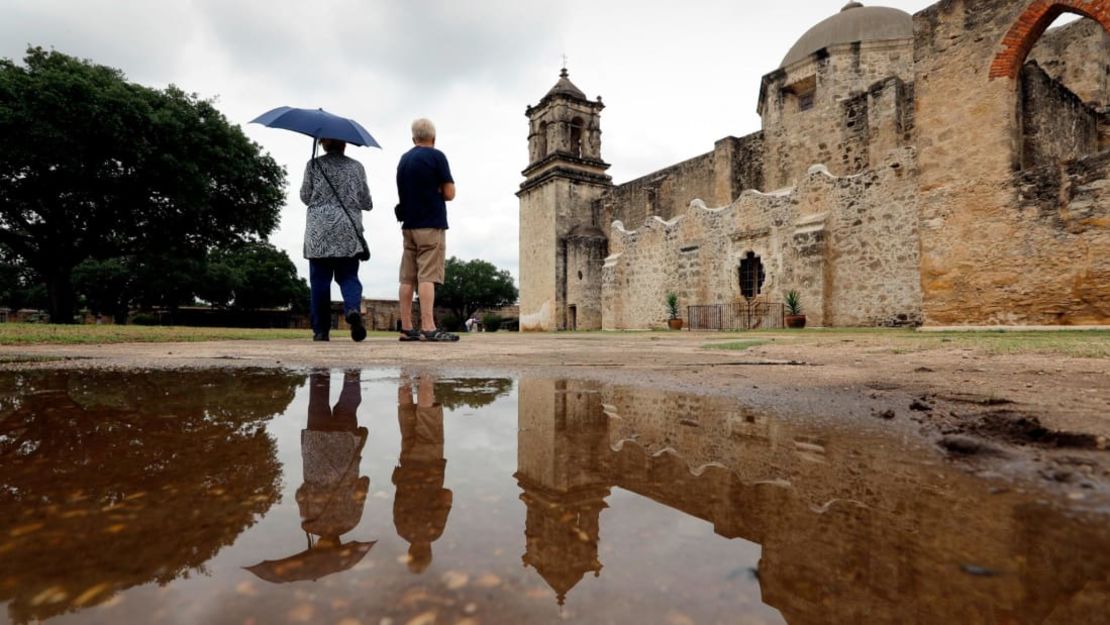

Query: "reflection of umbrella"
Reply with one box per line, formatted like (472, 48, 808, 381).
(250, 107, 382, 148)
(244, 540, 376, 583)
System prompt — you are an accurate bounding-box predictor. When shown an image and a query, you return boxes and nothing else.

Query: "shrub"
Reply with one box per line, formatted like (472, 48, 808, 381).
(482, 313, 502, 332)
(130, 312, 161, 326)
(439, 314, 463, 332)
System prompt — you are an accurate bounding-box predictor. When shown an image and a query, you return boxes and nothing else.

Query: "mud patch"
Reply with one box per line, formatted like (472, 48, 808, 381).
(967, 411, 1100, 449)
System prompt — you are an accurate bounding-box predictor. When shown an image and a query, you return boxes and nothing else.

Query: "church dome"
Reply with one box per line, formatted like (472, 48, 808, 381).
(780, 2, 913, 68)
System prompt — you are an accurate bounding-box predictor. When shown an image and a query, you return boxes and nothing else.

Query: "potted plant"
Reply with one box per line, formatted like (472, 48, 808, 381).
(666, 292, 684, 330)
(784, 290, 806, 329)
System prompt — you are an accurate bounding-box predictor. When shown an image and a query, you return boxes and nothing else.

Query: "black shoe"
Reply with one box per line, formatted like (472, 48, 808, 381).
(398, 328, 421, 342)
(313, 333, 330, 342)
(346, 312, 367, 342)
(421, 328, 460, 342)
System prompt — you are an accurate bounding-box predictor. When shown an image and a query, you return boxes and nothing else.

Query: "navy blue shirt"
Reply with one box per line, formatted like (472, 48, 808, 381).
(396, 146, 454, 230)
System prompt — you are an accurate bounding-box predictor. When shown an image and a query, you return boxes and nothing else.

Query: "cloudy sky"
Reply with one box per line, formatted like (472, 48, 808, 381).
(2, 0, 936, 299)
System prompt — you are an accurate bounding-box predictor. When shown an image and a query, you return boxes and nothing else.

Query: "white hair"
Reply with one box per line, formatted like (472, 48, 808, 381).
(411, 118, 436, 142)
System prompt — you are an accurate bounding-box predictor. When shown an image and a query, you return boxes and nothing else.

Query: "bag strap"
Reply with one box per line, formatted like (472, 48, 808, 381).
(313, 158, 370, 257)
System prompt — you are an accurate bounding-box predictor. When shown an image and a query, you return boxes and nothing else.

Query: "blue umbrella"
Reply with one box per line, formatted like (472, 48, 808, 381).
(250, 107, 382, 148)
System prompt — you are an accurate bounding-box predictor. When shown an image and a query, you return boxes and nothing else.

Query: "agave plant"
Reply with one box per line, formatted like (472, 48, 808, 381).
(784, 290, 802, 316)
(665, 292, 680, 319)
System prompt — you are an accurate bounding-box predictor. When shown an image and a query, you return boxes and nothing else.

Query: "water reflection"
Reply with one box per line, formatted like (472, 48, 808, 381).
(393, 373, 453, 573)
(246, 370, 373, 583)
(0, 369, 302, 624)
(515, 378, 1110, 623)
(0, 370, 1107, 625)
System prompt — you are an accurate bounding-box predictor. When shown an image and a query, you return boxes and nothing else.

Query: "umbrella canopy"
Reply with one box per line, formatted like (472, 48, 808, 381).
(244, 540, 376, 583)
(250, 107, 381, 148)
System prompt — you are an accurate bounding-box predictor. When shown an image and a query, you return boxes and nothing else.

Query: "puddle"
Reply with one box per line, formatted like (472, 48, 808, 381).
(1, 369, 1108, 625)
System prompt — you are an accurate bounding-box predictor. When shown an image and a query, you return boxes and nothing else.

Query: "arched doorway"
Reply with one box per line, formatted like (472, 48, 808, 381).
(990, 1, 1110, 80)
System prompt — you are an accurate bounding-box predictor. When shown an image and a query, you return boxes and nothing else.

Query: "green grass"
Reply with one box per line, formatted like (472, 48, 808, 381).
(702, 340, 767, 351)
(0, 324, 393, 345)
(700, 327, 1109, 358)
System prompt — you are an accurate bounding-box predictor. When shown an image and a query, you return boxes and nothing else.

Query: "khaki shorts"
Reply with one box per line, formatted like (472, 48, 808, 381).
(400, 228, 446, 285)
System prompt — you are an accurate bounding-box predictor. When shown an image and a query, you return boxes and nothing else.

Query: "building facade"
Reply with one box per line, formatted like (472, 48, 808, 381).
(518, 0, 1110, 330)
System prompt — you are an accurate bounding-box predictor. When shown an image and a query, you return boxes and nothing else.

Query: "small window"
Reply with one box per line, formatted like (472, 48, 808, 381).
(797, 91, 815, 111)
(739, 252, 765, 299)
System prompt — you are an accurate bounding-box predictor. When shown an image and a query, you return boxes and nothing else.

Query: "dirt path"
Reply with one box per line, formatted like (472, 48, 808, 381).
(3, 330, 1108, 503)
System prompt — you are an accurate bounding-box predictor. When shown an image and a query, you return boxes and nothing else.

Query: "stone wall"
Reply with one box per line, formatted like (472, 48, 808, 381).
(759, 40, 914, 190)
(596, 132, 766, 254)
(602, 151, 717, 227)
(519, 181, 559, 331)
(1021, 62, 1102, 169)
(1028, 17, 1110, 107)
(602, 147, 921, 329)
(916, 0, 1110, 326)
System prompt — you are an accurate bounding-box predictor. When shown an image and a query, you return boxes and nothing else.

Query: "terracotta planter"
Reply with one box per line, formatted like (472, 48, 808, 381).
(785, 314, 806, 329)
(667, 318, 684, 330)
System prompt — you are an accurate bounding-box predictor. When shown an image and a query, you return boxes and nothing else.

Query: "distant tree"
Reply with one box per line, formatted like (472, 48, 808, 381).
(0, 48, 286, 323)
(0, 255, 47, 311)
(201, 242, 309, 312)
(437, 256, 518, 322)
(72, 257, 132, 323)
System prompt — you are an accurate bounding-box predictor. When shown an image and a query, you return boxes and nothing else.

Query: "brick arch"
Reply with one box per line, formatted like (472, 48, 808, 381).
(989, 0, 1110, 80)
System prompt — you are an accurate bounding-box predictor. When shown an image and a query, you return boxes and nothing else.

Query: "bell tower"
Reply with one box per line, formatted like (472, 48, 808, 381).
(518, 68, 611, 332)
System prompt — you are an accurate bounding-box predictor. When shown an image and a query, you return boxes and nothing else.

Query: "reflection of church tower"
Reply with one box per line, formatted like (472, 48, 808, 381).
(515, 379, 612, 605)
(518, 68, 612, 332)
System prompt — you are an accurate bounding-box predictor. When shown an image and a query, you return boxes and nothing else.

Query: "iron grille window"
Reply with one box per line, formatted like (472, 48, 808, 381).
(739, 252, 765, 299)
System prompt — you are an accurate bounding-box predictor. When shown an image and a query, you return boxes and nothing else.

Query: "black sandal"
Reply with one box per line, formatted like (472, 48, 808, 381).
(398, 328, 421, 342)
(421, 329, 460, 342)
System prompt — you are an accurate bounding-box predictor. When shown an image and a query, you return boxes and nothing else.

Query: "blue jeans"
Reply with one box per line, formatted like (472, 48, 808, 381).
(309, 258, 363, 336)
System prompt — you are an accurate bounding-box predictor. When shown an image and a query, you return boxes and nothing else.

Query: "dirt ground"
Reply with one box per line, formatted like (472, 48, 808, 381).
(3, 330, 1108, 503)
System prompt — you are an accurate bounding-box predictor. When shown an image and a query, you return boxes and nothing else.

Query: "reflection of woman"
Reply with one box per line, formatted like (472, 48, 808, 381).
(301, 138, 373, 342)
(393, 373, 453, 573)
(246, 369, 374, 584)
(298, 369, 370, 542)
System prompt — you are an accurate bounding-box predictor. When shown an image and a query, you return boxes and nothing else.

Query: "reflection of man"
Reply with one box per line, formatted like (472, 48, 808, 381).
(246, 369, 374, 583)
(393, 373, 453, 573)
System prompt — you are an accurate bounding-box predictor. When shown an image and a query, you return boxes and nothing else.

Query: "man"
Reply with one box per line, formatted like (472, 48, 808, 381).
(396, 118, 459, 342)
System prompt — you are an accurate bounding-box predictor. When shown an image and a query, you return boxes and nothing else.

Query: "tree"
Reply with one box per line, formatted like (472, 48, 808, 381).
(72, 257, 132, 323)
(437, 256, 518, 322)
(201, 242, 309, 312)
(0, 48, 286, 323)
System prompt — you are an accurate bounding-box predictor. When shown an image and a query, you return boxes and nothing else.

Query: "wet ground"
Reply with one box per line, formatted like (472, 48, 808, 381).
(1, 368, 1108, 625)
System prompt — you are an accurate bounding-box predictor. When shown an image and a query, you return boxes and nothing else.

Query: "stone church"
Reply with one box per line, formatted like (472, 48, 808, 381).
(517, 0, 1110, 330)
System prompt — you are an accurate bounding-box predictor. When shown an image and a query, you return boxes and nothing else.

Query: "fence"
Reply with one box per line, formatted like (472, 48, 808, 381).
(686, 302, 784, 330)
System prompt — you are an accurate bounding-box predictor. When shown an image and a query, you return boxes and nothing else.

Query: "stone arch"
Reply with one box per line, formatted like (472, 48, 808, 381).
(569, 117, 585, 157)
(989, 0, 1110, 80)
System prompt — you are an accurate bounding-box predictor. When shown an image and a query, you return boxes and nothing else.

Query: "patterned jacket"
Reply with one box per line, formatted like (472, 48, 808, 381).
(300, 154, 373, 259)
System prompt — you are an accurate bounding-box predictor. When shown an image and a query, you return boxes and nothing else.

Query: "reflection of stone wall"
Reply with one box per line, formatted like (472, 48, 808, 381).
(602, 148, 921, 329)
(517, 377, 1110, 624)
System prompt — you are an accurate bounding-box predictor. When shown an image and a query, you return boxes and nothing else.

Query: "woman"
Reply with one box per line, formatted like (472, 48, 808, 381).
(301, 138, 373, 342)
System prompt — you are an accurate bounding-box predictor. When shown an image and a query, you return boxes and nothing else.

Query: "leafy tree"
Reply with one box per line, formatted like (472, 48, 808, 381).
(72, 257, 132, 322)
(437, 256, 518, 322)
(0, 251, 48, 312)
(202, 242, 309, 312)
(0, 48, 286, 323)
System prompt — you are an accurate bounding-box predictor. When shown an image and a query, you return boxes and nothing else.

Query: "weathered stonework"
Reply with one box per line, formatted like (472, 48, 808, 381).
(916, 0, 1110, 325)
(519, 1, 1110, 330)
(603, 150, 921, 329)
